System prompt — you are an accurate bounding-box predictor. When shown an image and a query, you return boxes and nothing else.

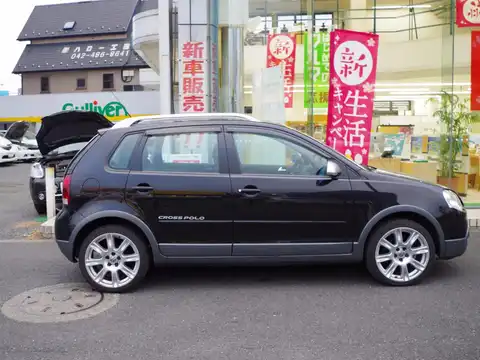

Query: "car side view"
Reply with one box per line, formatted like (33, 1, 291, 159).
(54, 112, 469, 293)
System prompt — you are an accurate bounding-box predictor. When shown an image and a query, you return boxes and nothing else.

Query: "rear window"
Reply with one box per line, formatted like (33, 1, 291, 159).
(108, 133, 142, 170)
(65, 135, 101, 175)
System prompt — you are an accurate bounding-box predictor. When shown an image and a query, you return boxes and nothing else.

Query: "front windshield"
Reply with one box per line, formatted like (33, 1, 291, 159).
(48, 142, 87, 156)
(23, 131, 36, 140)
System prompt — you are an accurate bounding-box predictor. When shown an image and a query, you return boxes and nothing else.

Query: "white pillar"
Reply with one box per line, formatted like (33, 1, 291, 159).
(159, 0, 173, 114)
(218, 0, 249, 113)
(177, 0, 219, 113)
(45, 165, 56, 219)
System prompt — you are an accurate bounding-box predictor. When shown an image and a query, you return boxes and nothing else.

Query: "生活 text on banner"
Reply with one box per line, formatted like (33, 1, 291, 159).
(180, 41, 207, 112)
(266, 33, 297, 108)
(304, 31, 330, 109)
(456, 0, 480, 27)
(325, 29, 379, 165)
(471, 31, 480, 110)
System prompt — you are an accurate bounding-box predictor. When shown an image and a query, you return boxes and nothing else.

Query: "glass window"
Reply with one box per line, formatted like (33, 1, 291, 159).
(142, 132, 219, 173)
(77, 78, 86, 89)
(233, 133, 328, 176)
(40, 77, 49, 93)
(109, 133, 141, 170)
(278, 15, 295, 32)
(103, 73, 114, 89)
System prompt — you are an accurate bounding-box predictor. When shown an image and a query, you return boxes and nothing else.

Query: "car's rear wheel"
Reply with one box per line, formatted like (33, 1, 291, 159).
(79, 225, 151, 293)
(365, 219, 435, 286)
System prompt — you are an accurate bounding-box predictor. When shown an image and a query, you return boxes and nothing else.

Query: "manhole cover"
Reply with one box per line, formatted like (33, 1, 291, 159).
(1, 283, 119, 323)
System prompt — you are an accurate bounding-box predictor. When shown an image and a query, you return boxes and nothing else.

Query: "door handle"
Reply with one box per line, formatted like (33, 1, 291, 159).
(238, 187, 261, 196)
(133, 184, 153, 193)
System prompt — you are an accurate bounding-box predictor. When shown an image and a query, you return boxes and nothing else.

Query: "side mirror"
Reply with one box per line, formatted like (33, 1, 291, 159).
(326, 160, 341, 178)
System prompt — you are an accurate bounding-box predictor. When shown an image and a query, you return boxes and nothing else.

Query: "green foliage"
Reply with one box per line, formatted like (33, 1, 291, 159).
(427, 92, 474, 178)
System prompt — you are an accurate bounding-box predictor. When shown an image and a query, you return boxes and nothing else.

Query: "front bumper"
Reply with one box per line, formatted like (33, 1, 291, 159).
(440, 231, 469, 259)
(0, 150, 16, 163)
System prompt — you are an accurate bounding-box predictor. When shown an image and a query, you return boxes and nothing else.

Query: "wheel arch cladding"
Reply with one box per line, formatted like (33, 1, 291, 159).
(72, 213, 161, 263)
(359, 207, 444, 257)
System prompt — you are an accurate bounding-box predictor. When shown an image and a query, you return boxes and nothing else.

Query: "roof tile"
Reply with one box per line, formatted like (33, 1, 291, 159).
(13, 38, 147, 74)
(18, 0, 139, 41)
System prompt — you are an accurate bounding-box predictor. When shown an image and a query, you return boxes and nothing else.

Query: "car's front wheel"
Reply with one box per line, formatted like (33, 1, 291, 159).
(365, 219, 435, 286)
(79, 225, 151, 293)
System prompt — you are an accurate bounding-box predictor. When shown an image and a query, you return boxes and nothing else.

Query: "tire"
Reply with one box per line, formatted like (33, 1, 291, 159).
(365, 219, 436, 286)
(78, 224, 151, 293)
(34, 203, 46, 215)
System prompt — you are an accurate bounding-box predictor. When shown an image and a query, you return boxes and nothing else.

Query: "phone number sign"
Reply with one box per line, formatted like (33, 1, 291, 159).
(61, 43, 131, 60)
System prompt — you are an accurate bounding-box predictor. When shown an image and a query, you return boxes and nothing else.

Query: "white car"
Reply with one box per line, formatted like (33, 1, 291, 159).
(2, 122, 41, 162)
(0, 135, 17, 164)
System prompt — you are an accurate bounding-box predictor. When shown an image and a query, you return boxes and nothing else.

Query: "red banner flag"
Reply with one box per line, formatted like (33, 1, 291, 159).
(325, 29, 380, 165)
(472, 31, 480, 110)
(266, 33, 297, 108)
(456, 0, 480, 27)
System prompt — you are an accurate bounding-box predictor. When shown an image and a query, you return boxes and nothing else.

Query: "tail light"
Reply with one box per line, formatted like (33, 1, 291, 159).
(62, 175, 71, 206)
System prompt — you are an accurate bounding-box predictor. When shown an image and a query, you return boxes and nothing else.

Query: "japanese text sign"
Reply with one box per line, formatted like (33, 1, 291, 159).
(266, 33, 297, 108)
(456, 0, 480, 27)
(325, 29, 379, 165)
(304, 31, 330, 109)
(180, 41, 206, 113)
(471, 31, 480, 110)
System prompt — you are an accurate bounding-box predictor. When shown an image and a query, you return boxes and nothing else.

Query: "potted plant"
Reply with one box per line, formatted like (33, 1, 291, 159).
(428, 92, 473, 193)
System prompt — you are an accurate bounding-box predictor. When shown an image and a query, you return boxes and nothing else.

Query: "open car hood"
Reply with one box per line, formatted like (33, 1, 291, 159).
(5, 121, 30, 141)
(36, 110, 114, 155)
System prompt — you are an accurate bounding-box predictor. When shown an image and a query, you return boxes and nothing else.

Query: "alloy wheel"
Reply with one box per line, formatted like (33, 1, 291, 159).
(375, 227, 430, 283)
(84, 233, 141, 289)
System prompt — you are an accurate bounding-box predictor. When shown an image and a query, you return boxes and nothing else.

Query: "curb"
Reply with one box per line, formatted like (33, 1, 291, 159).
(469, 219, 480, 228)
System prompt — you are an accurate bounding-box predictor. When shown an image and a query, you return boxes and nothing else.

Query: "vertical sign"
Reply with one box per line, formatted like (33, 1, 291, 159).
(266, 33, 297, 108)
(456, 0, 480, 27)
(177, 0, 219, 113)
(304, 31, 330, 109)
(325, 29, 380, 165)
(180, 41, 206, 112)
(471, 31, 480, 110)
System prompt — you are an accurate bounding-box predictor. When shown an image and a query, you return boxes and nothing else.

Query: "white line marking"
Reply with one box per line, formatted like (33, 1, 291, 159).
(0, 239, 54, 243)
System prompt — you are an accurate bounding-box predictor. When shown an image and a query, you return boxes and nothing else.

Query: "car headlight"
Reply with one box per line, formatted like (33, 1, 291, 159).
(30, 163, 44, 179)
(443, 190, 464, 212)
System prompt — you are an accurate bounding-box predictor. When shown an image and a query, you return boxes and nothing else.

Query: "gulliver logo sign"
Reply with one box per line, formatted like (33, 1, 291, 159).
(62, 100, 129, 117)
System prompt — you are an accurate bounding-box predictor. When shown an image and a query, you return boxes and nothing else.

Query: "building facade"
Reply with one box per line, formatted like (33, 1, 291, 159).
(13, 0, 150, 95)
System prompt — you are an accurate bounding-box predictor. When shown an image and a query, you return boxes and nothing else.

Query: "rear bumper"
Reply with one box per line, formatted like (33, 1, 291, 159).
(56, 239, 76, 263)
(439, 232, 469, 259)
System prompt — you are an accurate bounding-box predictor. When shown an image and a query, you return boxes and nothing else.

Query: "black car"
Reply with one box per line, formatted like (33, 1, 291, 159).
(29, 111, 113, 214)
(54, 113, 469, 293)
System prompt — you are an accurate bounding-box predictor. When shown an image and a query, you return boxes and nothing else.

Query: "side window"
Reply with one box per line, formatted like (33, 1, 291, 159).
(232, 132, 328, 176)
(108, 133, 141, 170)
(141, 132, 219, 173)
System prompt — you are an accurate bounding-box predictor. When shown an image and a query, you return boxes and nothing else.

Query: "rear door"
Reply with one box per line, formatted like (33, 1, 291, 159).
(225, 125, 354, 256)
(125, 125, 233, 257)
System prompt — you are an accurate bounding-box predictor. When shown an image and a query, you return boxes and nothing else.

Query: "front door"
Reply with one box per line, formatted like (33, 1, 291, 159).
(125, 125, 233, 257)
(225, 126, 353, 257)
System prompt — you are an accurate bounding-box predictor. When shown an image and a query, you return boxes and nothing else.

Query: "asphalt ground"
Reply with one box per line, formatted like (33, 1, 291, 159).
(0, 162, 43, 240)
(0, 237, 479, 360)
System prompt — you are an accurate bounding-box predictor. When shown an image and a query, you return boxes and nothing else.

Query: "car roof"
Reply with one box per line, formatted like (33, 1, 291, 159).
(112, 113, 260, 129)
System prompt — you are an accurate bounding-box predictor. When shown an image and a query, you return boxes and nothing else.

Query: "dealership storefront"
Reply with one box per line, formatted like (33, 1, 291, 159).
(0, 91, 160, 130)
(130, 0, 480, 205)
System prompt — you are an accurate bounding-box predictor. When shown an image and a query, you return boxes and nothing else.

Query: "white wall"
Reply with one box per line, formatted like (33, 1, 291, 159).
(347, 8, 442, 43)
(242, 32, 471, 81)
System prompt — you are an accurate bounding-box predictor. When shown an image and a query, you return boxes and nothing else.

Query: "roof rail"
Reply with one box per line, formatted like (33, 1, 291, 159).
(111, 113, 258, 129)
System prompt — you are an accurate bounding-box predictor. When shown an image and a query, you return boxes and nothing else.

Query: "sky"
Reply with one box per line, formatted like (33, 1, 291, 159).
(0, 0, 79, 94)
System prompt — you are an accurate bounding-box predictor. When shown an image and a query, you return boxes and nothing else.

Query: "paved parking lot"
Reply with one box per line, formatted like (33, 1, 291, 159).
(0, 238, 479, 360)
(1, 161, 479, 359)
(0, 162, 41, 239)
